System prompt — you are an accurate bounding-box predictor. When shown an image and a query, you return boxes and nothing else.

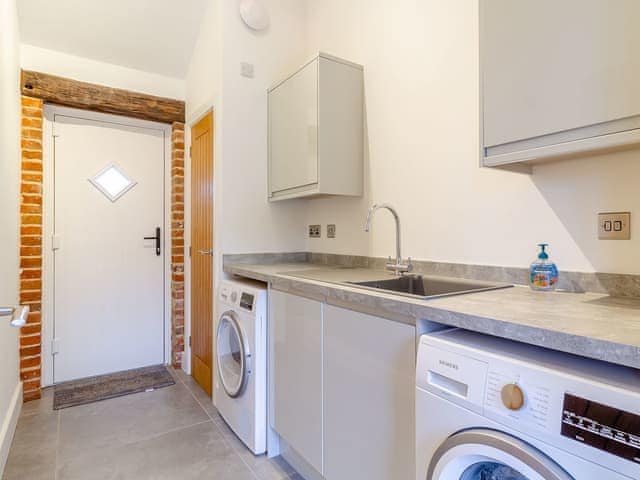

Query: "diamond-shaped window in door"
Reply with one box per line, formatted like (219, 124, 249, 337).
(89, 163, 137, 202)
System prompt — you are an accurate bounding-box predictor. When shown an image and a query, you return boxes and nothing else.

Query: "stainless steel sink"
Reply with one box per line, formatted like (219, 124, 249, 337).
(347, 274, 511, 300)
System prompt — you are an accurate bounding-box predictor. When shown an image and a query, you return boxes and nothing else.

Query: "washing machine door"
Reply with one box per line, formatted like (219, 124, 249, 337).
(426, 429, 574, 480)
(216, 310, 251, 398)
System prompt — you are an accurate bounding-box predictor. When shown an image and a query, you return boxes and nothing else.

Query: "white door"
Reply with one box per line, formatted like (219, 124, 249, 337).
(53, 111, 165, 383)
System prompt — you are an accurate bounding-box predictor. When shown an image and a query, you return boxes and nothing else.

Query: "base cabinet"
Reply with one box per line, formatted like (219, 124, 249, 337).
(269, 290, 323, 474)
(323, 305, 415, 480)
(269, 289, 416, 479)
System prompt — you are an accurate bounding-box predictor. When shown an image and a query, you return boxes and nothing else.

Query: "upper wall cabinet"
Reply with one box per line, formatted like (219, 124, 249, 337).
(268, 53, 363, 201)
(480, 0, 640, 167)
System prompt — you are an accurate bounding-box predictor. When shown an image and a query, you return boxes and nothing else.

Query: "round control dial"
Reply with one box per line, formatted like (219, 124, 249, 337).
(501, 383, 524, 411)
(230, 291, 238, 303)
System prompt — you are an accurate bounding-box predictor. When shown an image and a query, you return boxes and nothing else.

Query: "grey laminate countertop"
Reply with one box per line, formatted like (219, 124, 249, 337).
(223, 261, 640, 370)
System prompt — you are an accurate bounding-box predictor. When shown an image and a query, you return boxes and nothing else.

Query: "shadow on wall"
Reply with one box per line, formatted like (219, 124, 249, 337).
(531, 147, 640, 275)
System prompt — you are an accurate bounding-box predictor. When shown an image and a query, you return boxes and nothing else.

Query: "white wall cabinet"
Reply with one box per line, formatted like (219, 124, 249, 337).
(269, 290, 323, 474)
(323, 305, 415, 480)
(481, 0, 640, 167)
(268, 53, 363, 201)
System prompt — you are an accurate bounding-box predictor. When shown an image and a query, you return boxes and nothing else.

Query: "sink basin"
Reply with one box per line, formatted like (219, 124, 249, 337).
(347, 274, 511, 300)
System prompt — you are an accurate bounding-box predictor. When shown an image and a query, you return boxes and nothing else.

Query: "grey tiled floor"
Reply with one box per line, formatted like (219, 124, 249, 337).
(3, 367, 301, 480)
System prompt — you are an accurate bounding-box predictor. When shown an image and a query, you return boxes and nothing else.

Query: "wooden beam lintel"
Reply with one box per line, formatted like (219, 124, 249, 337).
(21, 70, 185, 124)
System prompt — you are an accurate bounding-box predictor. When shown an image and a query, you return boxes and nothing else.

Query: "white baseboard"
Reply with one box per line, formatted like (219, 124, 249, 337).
(0, 382, 22, 476)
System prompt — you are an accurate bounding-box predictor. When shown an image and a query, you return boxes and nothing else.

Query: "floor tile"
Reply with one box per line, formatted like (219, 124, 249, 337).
(249, 455, 296, 480)
(180, 374, 218, 419)
(2, 412, 58, 480)
(57, 421, 257, 480)
(19, 387, 54, 418)
(57, 382, 209, 461)
(171, 367, 220, 421)
(214, 414, 295, 480)
(3, 367, 301, 480)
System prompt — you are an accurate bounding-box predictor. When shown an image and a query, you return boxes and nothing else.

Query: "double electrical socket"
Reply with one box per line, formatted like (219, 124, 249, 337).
(308, 224, 336, 238)
(308, 225, 321, 238)
(598, 212, 630, 240)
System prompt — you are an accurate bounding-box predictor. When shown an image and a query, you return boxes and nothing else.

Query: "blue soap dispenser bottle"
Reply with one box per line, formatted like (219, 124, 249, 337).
(529, 243, 558, 291)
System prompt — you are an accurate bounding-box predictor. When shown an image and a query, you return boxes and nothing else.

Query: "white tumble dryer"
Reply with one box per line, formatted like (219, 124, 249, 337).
(416, 329, 640, 480)
(215, 278, 268, 454)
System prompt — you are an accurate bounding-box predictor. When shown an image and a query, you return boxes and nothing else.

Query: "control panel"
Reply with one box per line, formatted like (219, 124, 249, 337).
(218, 282, 258, 312)
(484, 370, 552, 432)
(240, 292, 255, 311)
(562, 394, 640, 464)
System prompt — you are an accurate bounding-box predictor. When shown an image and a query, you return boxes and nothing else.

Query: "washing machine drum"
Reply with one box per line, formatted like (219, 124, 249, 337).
(426, 429, 573, 480)
(216, 310, 251, 398)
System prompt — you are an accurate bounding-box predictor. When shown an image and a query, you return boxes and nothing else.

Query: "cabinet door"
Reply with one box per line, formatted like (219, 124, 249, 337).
(323, 305, 415, 480)
(268, 59, 318, 194)
(269, 291, 323, 473)
(482, 0, 640, 150)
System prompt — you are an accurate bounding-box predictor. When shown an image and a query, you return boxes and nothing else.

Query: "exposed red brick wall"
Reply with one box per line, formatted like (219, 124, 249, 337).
(171, 122, 185, 367)
(19, 96, 44, 402)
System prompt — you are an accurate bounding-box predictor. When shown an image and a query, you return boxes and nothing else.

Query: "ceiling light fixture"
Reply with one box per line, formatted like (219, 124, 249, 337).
(239, 0, 270, 31)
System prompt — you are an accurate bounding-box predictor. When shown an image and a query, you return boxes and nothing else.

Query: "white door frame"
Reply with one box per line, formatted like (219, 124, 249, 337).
(41, 105, 172, 386)
(183, 102, 217, 377)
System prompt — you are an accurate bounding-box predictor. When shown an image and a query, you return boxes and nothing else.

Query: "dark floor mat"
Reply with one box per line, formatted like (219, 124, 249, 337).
(53, 365, 175, 410)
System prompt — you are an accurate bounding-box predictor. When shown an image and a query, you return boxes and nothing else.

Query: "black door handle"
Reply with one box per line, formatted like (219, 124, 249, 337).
(144, 227, 161, 256)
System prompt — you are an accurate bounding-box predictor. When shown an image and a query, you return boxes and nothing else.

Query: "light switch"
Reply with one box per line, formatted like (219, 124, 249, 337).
(240, 62, 254, 78)
(598, 212, 630, 240)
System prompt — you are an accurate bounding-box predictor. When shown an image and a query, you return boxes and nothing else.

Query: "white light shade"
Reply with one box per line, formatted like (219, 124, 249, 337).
(239, 0, 270, 31)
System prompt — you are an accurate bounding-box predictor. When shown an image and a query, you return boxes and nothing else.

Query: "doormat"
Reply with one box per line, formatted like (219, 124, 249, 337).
(53, 365, 175, 410)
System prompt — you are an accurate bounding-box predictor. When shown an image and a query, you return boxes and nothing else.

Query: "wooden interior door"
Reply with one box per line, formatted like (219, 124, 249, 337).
(190, 112, 214, 396)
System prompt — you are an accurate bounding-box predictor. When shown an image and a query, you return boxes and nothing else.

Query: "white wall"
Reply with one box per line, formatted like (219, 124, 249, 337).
(302, 0, 640, 274)
(217, 0, 309, 256)
(185, 0, 221, 120)
(0, 0, 23, 472)
(21, 44, 185, 99)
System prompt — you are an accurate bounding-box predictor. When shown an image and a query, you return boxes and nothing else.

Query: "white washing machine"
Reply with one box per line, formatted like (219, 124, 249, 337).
(215, 278, 267, 454)
(416, 329, 640, 480)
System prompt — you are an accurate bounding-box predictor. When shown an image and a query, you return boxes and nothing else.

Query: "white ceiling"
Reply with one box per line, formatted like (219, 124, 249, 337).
(18, 0, 207, 78)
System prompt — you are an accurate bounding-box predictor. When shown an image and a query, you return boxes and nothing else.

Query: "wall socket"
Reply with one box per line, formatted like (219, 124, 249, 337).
(598, 212, 630, 240)
(327, 224, 336, 238)
(308, 224, 321, 238)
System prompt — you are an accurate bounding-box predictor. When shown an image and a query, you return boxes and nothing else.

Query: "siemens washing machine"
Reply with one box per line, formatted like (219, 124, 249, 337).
(416, 329, 640, 480)
(215, 278, 268, 454)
